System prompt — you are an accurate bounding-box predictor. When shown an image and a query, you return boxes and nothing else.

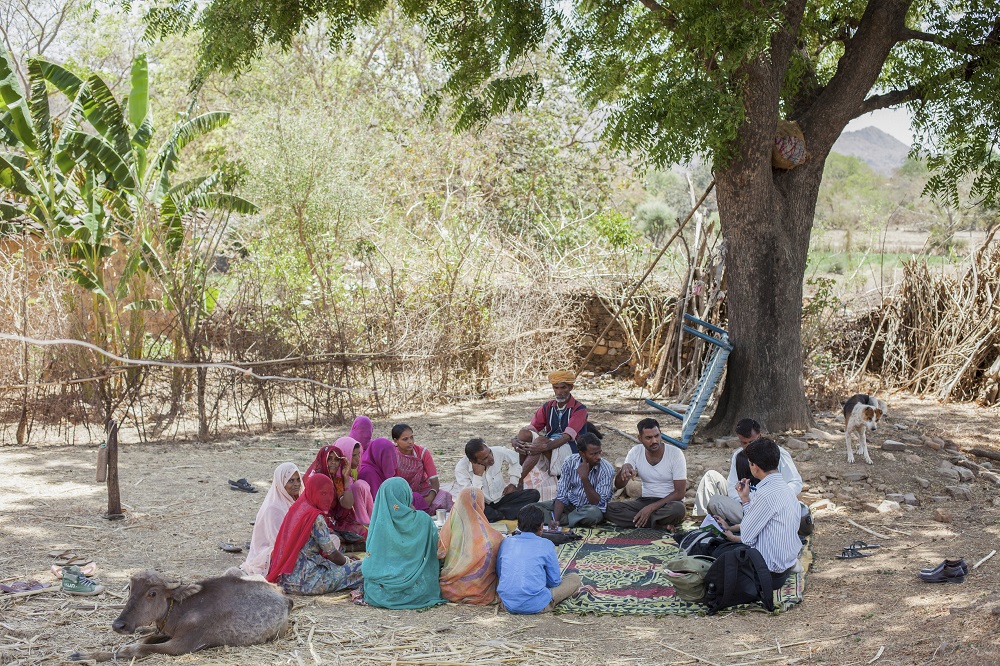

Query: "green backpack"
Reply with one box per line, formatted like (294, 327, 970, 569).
(665, 555, 716, 602)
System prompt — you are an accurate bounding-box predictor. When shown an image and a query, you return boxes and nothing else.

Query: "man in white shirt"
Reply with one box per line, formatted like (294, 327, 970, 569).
(455, 438, 541, 522)
(606, 418, 687, 531)
(693, 418, 803, 524)
(716, 437, 802, 590)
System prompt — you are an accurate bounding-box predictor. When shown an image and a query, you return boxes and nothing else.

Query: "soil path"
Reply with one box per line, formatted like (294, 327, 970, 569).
(2, 384, 998, 665)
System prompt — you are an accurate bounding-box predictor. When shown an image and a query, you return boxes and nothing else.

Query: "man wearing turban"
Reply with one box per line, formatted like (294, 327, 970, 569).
(511, 371, 590, 501)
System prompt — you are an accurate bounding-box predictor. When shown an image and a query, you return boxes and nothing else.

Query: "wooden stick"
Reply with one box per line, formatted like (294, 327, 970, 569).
(658, 642, 722, 666)
(723, 631, 861, 657)
(868, 646, 885, 664)
(878, 525, 912, 536)
(969, 447, 1000, 463)
(596, 423, 641, 445)
(973, 549, 997, 569)
(847, 519, 891, 540)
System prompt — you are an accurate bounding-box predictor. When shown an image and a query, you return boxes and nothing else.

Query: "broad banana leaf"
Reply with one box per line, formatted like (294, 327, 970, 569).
(128, 54, 149, 130)
(155, 111, 230, 192)
(62, 131, 136, 190)
(0, 201, 26, 220)
(27, 60, 52, 168)
(33, 58, 84, 98)
(0, 49, 37, 151)
(86, 75, 132, 159)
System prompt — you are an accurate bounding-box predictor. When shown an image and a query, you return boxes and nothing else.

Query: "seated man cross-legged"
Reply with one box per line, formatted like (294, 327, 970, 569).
(694, 418, 802, 525)
(715, 437, 802, 590)
(496, 505, 582, 614)
(512, 370, 589, 500)
(454, 438, 541, 522)
(533, 433, 614, 528)
(606, 418, 687, 531)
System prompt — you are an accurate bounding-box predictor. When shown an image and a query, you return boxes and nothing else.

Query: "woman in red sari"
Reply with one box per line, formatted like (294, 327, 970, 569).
(304, 442, 368, 537)
(391, 423, 453, 515)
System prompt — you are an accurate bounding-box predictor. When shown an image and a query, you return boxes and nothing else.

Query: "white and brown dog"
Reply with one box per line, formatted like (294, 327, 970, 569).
(843, 393, 887, 465)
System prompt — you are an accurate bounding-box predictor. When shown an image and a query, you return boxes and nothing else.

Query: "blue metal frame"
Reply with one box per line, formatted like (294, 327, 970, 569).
(644, 315, 732, 449)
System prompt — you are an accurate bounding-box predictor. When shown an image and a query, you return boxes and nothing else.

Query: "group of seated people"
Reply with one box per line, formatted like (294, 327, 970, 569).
(237, 371, 806, 611)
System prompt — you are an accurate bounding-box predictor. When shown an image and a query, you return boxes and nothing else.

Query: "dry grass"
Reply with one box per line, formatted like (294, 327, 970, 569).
(3, 385, 1000, 666)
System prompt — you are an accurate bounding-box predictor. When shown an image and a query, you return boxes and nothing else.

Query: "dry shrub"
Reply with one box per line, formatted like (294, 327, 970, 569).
(846, 226, 1000, 404)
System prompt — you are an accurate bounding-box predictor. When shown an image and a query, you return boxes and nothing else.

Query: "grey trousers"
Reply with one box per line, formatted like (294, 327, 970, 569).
(605, 498, 686, 529)
(534, 500, 604, 527)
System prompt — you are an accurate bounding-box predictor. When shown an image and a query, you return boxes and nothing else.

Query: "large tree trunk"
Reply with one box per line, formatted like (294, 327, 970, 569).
(707, 160, 825, 434)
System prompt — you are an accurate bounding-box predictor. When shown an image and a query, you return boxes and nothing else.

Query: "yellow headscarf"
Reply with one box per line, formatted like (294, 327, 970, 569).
(548, 370, 576, 385)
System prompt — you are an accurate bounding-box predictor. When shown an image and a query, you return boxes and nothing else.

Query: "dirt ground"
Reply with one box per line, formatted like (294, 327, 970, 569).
(2, 381, 1000, 666)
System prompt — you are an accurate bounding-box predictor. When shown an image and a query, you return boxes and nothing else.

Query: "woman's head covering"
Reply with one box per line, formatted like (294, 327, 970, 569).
(241, 463, 300, 576)
(437, 487, 503, 604)
(357, 437, 397, 499)
(267, 474, 336, 583)
(349, 415, 374, 451)
(305, 444, 347, 480)
(304, 444, 348, 523)
(361, 478, 443, 609)
(332, 436, 361, 469)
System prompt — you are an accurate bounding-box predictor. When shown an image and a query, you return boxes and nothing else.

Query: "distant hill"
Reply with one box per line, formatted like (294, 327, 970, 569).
(831, 127, 910, 175)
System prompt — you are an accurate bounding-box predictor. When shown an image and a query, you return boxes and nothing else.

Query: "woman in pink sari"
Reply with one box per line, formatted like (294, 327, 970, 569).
(357, 437, 425, 509)
(304, 443, 368, 538)
(392, 423, 453, 515)
(349, 415, 373, 452)
(332, 436, 372, 528)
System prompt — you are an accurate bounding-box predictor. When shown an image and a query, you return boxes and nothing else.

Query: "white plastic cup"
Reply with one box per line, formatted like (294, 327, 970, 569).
(436, 509, 447, 524)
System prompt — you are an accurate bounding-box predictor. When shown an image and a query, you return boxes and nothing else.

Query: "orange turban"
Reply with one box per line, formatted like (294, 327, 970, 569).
(548, 370, 576, 385)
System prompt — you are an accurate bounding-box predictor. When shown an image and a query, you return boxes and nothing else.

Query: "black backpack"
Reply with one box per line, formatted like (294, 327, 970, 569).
(674, 529, 725, 557)
(702, 543, 775, 615)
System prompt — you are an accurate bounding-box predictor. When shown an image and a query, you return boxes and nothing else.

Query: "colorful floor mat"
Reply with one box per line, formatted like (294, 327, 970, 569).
(553, 526, 811, 616)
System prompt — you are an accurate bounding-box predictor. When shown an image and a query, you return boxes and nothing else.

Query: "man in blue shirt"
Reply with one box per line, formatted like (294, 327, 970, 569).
(496, 505, 583, 614)
(533, 433, 615, 528)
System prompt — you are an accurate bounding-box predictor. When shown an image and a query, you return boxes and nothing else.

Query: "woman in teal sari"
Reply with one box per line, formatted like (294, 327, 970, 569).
(361, 477, 443, 609)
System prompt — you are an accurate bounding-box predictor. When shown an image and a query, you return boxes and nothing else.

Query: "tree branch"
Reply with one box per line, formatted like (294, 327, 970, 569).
(637, 0, 666, 10)
(901, 28, 981, 56)
(853, 86, 919, 118)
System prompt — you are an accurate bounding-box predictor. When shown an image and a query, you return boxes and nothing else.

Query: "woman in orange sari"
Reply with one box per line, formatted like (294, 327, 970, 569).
(437, 487, 504, 604)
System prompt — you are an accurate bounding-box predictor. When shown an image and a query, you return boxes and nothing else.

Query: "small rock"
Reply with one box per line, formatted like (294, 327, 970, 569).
(843, 471, 869, 482)
(934, 508, 953, 523)
(931, 495, 951, 502)
(882, 452, 896, 461)
(725, 439, 742, 449)
(809, 429, 840, 442)
(982, 461, 993, 470)
(795, 450, 813, 462)
(894, 423, 908, 430)
(932, 437, 946, 447)
(785, 437, 809, 450)
(810, 498, 834, 511)
(925, 439, 943, 451)
(914, 476, 930, 489)
(905, 454, 923, 465)
(981, 471, 1000, 486)
(992, 605, 1000, 616)
(955, 467, 975, 483)
(901, 435, 923, 445)
(943, 439, 960, 451)
(876, 484, 887, 491)
(886, 493, 905, 503)
(667, 403, 688, 413)
(937, 467, 961, 482)
(864, 499, 900, 514)
(882, 440, 908, 452)
(993, 497, 1000, 507)
(903, 493, 919, 506)
(825, 471, 841, 479)
(945, 485, 973, 501)
(903, 504, 916, 511)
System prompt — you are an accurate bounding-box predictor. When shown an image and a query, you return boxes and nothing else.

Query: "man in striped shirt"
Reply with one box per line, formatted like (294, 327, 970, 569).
(534, 434, 614, 528)
(716, 438, 802, 590)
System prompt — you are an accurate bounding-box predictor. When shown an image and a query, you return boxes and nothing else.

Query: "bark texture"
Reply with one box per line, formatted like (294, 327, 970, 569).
(706, 0, 913, 435)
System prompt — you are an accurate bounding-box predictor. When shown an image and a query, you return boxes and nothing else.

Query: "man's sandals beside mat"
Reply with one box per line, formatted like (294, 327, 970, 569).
(552, 526, 811, 616)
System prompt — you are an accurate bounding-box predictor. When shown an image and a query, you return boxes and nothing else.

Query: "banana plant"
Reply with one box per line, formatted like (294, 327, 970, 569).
(0, 48, 257, 421)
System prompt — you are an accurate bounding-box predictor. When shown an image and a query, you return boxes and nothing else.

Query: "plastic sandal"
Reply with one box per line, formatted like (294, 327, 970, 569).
(228, 478, 258, 493)
(837, 546, 871, 559)
(849, 540, 881, 549)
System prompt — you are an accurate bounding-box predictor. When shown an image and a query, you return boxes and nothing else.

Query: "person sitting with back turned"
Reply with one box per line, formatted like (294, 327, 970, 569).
(715, 437, 802, 591)
(533, 433, 614, 528)
(511, 370, 589, 500)
(694, 418, 802, 525)
(606, 418, 687, 531)
(496, 505, 582, 614)
(455, 438, 541, 522)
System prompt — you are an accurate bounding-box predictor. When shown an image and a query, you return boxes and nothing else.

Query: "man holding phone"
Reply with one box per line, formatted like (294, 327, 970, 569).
(714, 438, 802, 590)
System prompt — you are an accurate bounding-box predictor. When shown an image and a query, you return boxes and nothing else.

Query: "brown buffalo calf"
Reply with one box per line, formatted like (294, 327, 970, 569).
(70, 569, 292, 662)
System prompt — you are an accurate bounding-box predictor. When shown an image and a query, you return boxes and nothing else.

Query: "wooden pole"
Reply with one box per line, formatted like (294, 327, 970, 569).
(105, 419, 124, 520)
(578, 180, 715, 375)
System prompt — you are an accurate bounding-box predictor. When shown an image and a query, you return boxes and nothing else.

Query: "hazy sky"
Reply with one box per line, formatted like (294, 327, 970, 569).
(845, 107, 914, 146)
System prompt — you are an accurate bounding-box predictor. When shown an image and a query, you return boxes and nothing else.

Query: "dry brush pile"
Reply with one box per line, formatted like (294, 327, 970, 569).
(845, 226, 1000, 404)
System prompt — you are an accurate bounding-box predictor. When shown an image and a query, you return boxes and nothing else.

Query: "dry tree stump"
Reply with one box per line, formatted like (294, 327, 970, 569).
(104, 420, 124, 520)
